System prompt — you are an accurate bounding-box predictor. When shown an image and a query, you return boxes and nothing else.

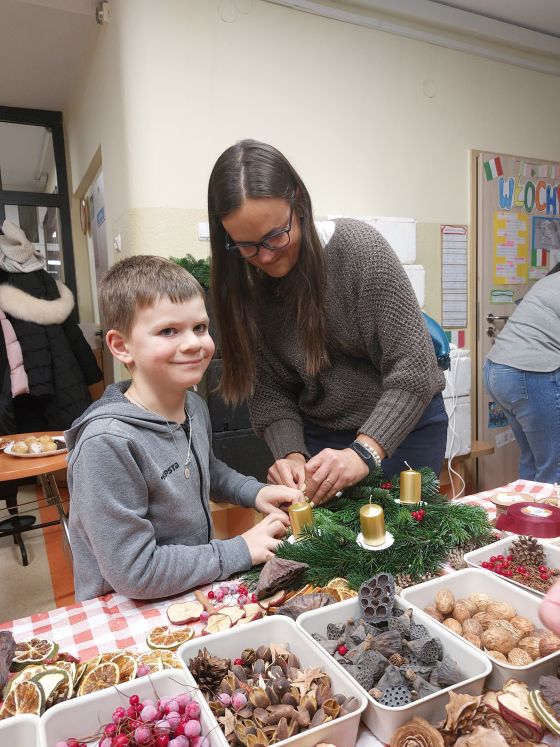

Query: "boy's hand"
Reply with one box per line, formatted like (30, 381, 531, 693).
(255, 485, 304, 516)
(242, 514, 288, 565)
(267, 453, 306, 490)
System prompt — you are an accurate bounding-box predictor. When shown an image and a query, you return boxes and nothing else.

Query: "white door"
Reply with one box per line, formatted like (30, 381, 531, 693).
(475, 151, 556, 489)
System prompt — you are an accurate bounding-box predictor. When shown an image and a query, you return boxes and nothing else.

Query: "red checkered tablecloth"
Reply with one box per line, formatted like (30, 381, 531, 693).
(1, 479, 556, 747)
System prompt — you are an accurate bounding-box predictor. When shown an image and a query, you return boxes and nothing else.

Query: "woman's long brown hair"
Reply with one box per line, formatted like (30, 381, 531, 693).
(208, 140, 328, 405)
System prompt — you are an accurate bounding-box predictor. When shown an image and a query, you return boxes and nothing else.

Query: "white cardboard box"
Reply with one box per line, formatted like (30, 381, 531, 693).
(177, 615, 367, 747)
(442, 348, 471, 399)
(444, 393, 471, 458)
(297, 596, 491, 745)
(400, 568, 560, 690)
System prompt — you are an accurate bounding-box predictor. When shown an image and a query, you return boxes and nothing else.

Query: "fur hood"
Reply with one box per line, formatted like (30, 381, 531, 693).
(0, 280, 74, 325)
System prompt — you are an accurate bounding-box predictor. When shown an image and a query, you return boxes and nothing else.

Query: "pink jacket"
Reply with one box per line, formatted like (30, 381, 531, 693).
(0, 308, 29, 397)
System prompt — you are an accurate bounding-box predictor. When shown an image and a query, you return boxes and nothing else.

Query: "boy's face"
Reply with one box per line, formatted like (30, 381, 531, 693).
(121, 294, 215, 393)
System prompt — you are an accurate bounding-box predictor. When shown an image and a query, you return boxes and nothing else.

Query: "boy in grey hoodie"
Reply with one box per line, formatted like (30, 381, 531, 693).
(65, 256, 302, 601)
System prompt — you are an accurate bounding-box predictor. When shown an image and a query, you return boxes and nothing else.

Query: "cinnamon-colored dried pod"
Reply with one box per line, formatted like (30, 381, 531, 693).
(487, 619, 523, 643)
(458, 598, 477, 616)
(423, 606, 444, 623)
(485, 650, 507, 662)
(463, 633, 482, 649)
(510, 615, 534, 638)
(487, 601, 516, 620)
(481, 627, 517, 655)
(442, 618, 462, 635)
(462, 618, 483, 638)
(539, 633, 560, 658)
(507, 647, 533, 666)
(468, 592, 492, 611)
(452, 601, 472, 624)
(435, 590, 455, 615)
(472, 611, 497, 630)
(390, 716, 444, 747)
(517, 635, 540, 660)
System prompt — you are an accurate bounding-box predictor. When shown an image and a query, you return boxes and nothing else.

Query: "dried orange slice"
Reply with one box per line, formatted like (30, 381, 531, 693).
(98, 650, 122, 663)
(0, 680, 45, 719)
(327, 577, 350, 589)
(112, 653, 137, 683)
(11, 638, 58, 671)
(78, 662, 120, 696)
(146, 625, 194, 651)
(159, 650, 182, 670)
(136, 650, 164, 674)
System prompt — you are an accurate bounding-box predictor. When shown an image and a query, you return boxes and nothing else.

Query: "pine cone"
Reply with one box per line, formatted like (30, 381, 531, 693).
(188, 647, 230, 696)
(445, 547, 468, 570)
(510, 536, 545, 567)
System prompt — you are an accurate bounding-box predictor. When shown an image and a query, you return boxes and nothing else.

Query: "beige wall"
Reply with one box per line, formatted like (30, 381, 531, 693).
(64, 0, 560, 323)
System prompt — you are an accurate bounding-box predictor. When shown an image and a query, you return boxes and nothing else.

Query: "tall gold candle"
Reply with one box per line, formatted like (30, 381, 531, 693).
(289, 501, 313, 538)
(359, 502, 386, 546)
(400, 463, 421, 504)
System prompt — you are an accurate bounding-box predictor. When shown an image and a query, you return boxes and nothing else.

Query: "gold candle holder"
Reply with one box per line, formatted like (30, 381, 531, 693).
(359, 501, 386, 546)
(289, 501, 313, 538)
(400, 462, 421, 504)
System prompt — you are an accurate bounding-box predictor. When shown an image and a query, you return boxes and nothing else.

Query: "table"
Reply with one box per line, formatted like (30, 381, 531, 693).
(0, 479, 556, 746)
(0, 431, 70, 565)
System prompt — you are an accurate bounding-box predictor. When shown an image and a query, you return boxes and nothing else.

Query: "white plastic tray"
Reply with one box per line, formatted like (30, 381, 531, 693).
(464, 534, 560, 597)
(41, 669, 217, 747)
(177, 615, 367, 747)
(400, 568, 560, 690)
(296, 596, 491, 745)
(0, 713, 44, 747)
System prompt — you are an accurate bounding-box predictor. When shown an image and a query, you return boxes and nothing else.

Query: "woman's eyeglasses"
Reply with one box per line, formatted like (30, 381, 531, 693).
(225, 197, 294, 260)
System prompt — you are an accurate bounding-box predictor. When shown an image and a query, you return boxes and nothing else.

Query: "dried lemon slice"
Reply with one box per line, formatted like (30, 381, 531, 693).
(78, 662, 120, 696)
(0, 680, 45, 719)
(2, 664, 44, 700)
(11, 638, 59, 671)
(327, 577, 350, 589)
(146, 625, 194, 651)
(112, 653, 137, 683)
(136, 650, 164, 674)
(159, 650, 182, 670)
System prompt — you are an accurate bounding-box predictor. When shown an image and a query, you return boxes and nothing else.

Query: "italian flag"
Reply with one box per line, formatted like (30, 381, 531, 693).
(484, 157, 504, 181)
(532, 248, 548, 267)
(445, 329, 465, 348)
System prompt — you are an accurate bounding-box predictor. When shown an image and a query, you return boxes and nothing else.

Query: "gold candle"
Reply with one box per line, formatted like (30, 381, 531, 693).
(289, 501, 313, 538)
(359, 502, 386, 546)
(400, 463, 421, 504)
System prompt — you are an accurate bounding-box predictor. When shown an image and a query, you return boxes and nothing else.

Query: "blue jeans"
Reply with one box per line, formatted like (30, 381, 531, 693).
(484, 359, 560, 483)
(303, 393, 448, 478)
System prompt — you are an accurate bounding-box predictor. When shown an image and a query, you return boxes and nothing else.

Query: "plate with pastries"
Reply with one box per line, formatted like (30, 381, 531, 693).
(4, 435, 67, 458)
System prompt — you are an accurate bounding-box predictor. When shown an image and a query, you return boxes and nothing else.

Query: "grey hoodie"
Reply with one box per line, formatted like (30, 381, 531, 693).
(65, 382, 263, 601)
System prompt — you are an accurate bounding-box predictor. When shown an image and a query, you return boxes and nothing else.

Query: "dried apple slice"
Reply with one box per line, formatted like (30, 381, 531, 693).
(242, 603, 264, 622)
(258, 590, 287, 609)
(203, 614, 232, 635)
(219, 606, 246, 625)
(497, 691, 545, 742)
(167, 600, 204, 625)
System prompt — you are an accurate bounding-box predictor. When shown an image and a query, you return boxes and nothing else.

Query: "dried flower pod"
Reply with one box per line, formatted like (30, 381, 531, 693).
(369, 629, 403, 658)
(435, 590, 455, 615)
(468, 592, 492, 611)
(487, 601, 516, 621)
(507, 647, 533, 666)
(255, 557, 309, 599)
(517, 635, 541, 660)
(481, 627, 517, 655)
(443, 618, 463, 635)
(462, 618, 483, 638)
(486, 650, 507, 662)
(255, 645, 272, 662)
(452, 601, 472, 624)
(390, 716, 445, 746)
(510, 616, 534, 638)
(539, 634, 560, 658)
(423, 606, 444, 623)
(463, 633, 482, 649)
(453, 724, 509, 747)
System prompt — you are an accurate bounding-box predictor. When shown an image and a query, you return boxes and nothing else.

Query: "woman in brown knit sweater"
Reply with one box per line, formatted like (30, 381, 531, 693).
(208, 140, 447, 506)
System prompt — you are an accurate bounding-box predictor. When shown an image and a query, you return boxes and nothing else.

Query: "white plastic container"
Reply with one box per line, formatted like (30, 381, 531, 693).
(400, 568, 560, 689)
(464, 535, 560, 597)
(296, 596, 491, 745)
(41, 669, 217, 747)
(177, 615, 367, 747)
(0, 713, 44, 747)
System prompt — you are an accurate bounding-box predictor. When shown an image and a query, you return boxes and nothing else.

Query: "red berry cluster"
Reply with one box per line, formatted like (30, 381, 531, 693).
(381, 482, 393, 490)
(336, 644, 348, 656)
(206, 584, 256, 605)
(481, 554, 552, 582)
(411, 508, 426, 522)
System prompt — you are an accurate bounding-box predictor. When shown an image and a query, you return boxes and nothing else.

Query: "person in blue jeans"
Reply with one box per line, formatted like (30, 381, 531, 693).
(484, 263, 560, 484)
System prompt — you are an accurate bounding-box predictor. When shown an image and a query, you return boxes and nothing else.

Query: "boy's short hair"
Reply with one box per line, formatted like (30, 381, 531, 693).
(99, 255, 204, 336)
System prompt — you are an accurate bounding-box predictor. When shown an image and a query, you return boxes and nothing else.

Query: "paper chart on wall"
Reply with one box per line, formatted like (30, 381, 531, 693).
(441, 225, 468, 328)
(493, 211, 529, 284)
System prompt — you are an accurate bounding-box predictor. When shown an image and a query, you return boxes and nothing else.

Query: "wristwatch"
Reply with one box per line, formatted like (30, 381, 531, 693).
(349, 440, 382, 473)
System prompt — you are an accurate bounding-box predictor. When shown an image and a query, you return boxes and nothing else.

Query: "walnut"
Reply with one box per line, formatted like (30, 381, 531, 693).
(463, 633, 482, 648)
(458, 598, 477, 616)
(462, 618, 484, 638)
(443, 618, 463, 635)
(539, 634, 560, 658)
(507, 647, 533, 666)
(467, 592, 492, 611)
(452, 601, 472, 624)
(472, 611, 497, 630)
(435, 590, 455, 615)
(510, 615, 534, 638)
(487, 620, 523, 643)
(486, 650, 507, 662)
(517, 635, 541, 660)
(423, 606, 444, 623)
(481, 627, 517, 654)
(487, 601, 516, 621)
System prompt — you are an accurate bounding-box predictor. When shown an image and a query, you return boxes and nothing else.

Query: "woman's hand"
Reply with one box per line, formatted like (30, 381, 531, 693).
(267, 453, 306, 490)
(241, 513, 288, 565)
(255, 485, 304, 516)
(304, 448, 368, 506)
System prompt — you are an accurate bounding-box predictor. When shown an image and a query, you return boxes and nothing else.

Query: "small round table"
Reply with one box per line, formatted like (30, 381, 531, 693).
(0, 431, 70, 565)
